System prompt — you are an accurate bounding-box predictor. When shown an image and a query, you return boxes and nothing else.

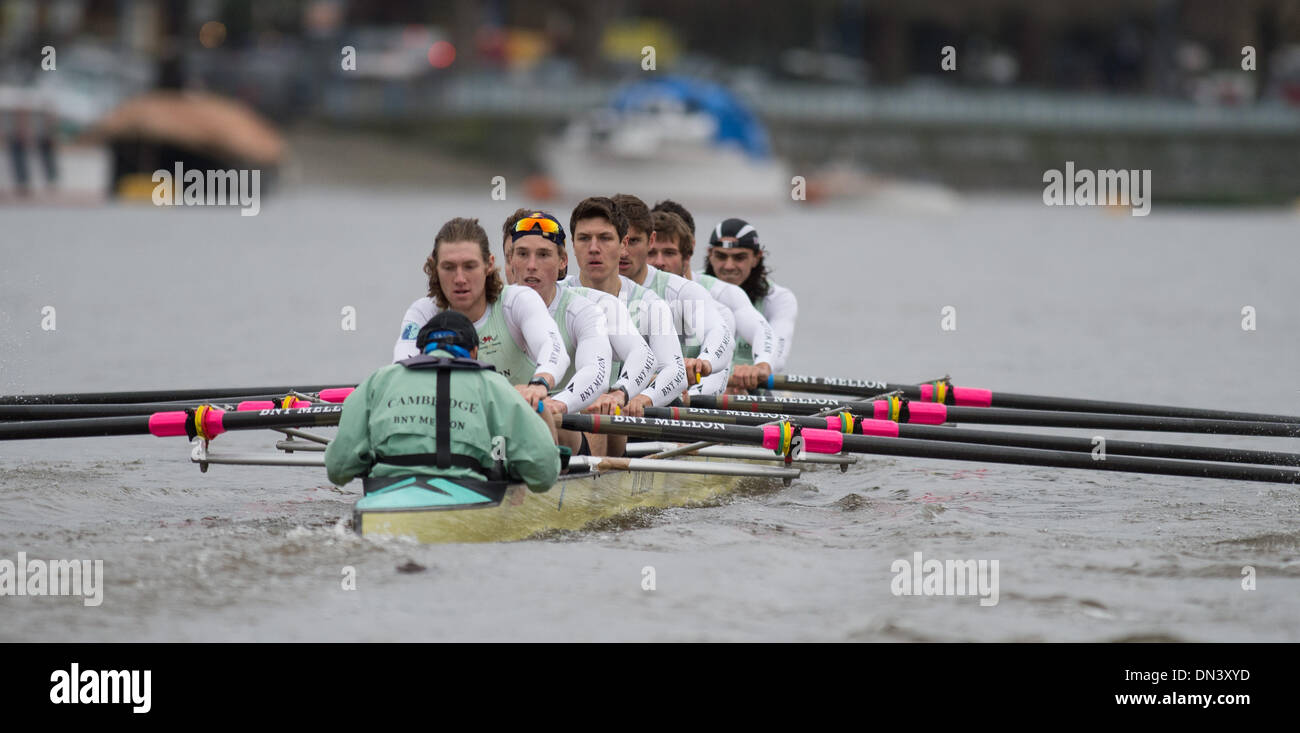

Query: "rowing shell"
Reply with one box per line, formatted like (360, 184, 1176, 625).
(190, 438, 855, 544)
(356, 456, 776, 543)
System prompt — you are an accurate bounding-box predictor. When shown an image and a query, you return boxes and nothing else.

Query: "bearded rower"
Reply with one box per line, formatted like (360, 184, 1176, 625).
(611, 194, 733, 394)
(649, 204, 778, 392)
(393, 217, 570, 412)
(704, 217, 798, 387)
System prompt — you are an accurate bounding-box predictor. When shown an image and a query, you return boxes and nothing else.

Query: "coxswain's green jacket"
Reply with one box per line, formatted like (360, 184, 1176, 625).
(324, 349, 560, 492)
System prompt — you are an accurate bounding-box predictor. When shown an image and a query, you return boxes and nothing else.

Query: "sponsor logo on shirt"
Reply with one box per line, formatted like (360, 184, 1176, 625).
(401, 322, 420, 340)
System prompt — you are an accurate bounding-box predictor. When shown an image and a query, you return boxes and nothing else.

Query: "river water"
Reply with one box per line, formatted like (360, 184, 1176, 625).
(1, 190, 1298, 641)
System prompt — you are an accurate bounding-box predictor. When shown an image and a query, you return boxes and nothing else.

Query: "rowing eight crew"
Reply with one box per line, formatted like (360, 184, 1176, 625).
(387, 195, 798, 459)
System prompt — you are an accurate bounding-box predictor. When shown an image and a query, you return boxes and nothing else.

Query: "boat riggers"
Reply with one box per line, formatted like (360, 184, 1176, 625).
(568, 413, 1300, 485)
(767, 374, 1300, 424)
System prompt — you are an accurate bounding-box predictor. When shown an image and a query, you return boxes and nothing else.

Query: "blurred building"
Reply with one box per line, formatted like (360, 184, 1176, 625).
(1, 0, 1298, 201)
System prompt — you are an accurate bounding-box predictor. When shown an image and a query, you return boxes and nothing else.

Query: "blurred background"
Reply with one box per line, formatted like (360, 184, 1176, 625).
(3, 2, 1300, 647)
(1, 0, 1298, 206)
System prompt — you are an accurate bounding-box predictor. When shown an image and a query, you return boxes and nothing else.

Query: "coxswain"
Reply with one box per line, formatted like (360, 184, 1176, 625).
(393, 217, 570, 413)
(327, 311, 561, 494)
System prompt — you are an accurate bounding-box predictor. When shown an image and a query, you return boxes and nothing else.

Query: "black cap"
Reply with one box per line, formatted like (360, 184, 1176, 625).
(416, 311, 478, 355)
(708, 218, 760, 250)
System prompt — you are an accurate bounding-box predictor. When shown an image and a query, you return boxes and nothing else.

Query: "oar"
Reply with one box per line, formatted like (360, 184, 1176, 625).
(0, 384, 352, 406)
(561, 414, 1300, 485)
(0, 397, 315, 421)
(768, 374, 1300, 424)
(646, 406, 1300, 467)
(643, 401, 844, 460)
(693, 394, 1300, 437)
(0, 404, 343, 441)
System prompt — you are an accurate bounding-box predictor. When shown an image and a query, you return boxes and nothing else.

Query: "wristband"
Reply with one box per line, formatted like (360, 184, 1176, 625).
(611, 386, 630, 405)
(528, 376, 551, 389)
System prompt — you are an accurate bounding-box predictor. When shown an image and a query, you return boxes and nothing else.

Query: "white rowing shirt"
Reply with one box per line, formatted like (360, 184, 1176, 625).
(692, 271, 778, 370)
(545, 284, 612, 413)
(637, 265, 734, 371)
(752, 279, 797, 370)
(691, 304, 734, 397)
(392, 285, 570, 385)
(565, 285, 657, 401)
(564, 274, 687, 407)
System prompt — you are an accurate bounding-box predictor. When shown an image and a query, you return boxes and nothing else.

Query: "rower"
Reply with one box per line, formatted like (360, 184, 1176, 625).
(499, 207, 530, 284)
(503, 209, 622, 453)
(563, 196, 687, 456)
(649, 206, 778, 393)
(705, 217, 798, 387)
(326, 311, 561, 494)
(503, 209, 656, 416)
(611, 193, 733, 394)
(393, 217, 570, 414)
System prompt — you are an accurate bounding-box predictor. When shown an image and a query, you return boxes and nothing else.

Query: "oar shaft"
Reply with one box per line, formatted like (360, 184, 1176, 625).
(770, 374, 1300, 424)
(824, 431, 1300, 484)
(939, 405, 1300, 437)
(566, 414, 1300, 484)
(0, 397, 317, 421)
(645, 406, 828, 430)
(562, 414, 766, 445)
(0, 405, 344, 441)
(987, 391, 1300, 424)
(892, 421, 1300, 466)
(694, 395, 1300, 437)
(653, 406, 1300, 467)
(694, 394, 838, 415)
(0, 385, 349, 405)
(0, 416, 154, 440)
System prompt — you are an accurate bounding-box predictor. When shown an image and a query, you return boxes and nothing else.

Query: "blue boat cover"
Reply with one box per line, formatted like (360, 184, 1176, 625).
(609, 76, 772, 158)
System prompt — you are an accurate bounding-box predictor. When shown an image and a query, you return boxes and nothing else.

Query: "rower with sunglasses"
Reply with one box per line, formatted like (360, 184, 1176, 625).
(505, 210, 658, 454)
(501, 208, 658, 421)
(393, 217, 570, 413)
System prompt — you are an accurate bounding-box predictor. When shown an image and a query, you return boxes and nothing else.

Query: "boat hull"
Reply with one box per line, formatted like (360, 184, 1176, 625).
(354, 462, 754, 543)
